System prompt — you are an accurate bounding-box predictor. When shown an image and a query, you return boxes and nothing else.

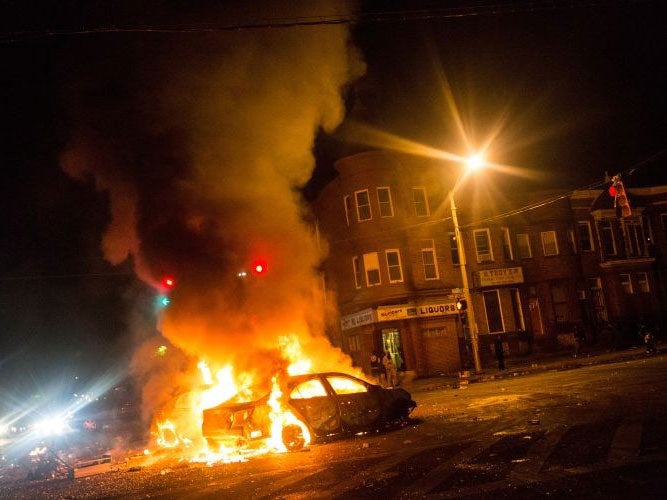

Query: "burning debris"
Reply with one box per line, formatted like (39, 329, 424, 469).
(59, 1, 365, 463)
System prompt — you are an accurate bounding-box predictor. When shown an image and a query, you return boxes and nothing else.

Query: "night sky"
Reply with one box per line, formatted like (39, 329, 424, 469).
(1, 1, 665, 398)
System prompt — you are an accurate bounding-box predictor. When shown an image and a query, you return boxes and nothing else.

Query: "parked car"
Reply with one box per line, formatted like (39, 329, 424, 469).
(202, 372, 416, 451)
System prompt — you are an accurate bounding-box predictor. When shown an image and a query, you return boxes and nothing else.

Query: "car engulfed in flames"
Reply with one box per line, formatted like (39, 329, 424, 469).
(202, 372, 416, 452)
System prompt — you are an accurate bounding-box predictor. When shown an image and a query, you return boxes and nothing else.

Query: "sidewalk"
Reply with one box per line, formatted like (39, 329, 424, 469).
(405, 342, 663, 394)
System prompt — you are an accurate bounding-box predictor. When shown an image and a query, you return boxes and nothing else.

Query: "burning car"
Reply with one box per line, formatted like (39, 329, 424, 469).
(202, 372, 416, 452)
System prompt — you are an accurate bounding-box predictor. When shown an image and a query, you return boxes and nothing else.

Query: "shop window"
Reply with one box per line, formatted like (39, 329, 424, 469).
(363, 252, 381, 286)
(483, 290, 504, 333)
(412, 187, 430, 217)
(385, 249, 403, 283)
(474, 229, 493, 262)
(355, 189, 372, 221)
(377, 187, 394, 217)
(517, 233, 532, 259)
(637, 272, 650, 293)
(348, 335, 361, 352)
(620, 273, 633, 294)
(577, 221, 594, 252)
(541, 231, 559, 256)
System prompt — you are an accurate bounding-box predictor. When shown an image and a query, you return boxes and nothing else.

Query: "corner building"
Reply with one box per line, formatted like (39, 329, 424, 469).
(312, 150, 667, 378)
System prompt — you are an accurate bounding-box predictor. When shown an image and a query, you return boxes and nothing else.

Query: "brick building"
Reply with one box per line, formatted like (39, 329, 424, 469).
(312, 150, 667, 377)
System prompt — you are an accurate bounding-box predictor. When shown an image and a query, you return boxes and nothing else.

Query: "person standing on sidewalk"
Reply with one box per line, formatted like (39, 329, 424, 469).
(382, 351, 398, 387)
(495, 336, 505, 370)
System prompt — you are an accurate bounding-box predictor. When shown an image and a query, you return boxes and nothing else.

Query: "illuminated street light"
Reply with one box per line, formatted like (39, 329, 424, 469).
(451, 152, 486, 373)
(465, 153, 485, 172)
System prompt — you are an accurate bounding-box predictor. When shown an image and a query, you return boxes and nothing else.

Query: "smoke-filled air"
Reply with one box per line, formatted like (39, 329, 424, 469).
(59, 1, 364, 455)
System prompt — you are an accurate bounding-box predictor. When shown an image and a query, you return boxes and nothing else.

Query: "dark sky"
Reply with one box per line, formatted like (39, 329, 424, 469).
(1, 0, 665, 395)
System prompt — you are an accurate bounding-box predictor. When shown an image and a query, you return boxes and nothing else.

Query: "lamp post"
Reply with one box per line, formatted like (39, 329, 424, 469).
(450, 153, 485, 373)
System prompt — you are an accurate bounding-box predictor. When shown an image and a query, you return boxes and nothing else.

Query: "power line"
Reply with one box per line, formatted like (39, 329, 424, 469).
(0, 0, 645, 44)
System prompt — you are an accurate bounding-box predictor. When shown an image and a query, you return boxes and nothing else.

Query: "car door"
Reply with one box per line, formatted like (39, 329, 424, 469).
(324, 374, 382, 431)
(288, 377, 341, 436)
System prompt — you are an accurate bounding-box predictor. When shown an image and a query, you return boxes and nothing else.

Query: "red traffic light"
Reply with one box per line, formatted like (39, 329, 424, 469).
(608, 185, 617, 197)
(161, 276, 175, 289)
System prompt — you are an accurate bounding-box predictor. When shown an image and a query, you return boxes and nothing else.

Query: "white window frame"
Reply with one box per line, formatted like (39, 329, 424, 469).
(376, 187, 394, 218)
(412, 187, 430, 217)
(363, 252, 381, 286)
(577, 221, 594, 252)
(637, 272, 650, 293)
(421, 240, 439, 280)
(355, 189, 372, 222)
(517, 233, 532, 259)
(343, 195, 352, 226)
(624, 219, 644, 257)
(510, 288, 525, 330)
(619, 273, 633, 294)
(385, 249, 404, 283)
(352, 256, 362, 289)
(474, 228, 493, 263)
(541, 230, 559, 256)
(501, 227, 513, 261)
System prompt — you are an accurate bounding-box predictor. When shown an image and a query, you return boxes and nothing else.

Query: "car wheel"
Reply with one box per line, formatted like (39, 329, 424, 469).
(282, 424, 306, 451)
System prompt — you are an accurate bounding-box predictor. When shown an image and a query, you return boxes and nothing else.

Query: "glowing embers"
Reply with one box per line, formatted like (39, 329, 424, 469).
(267, 376, 311, 452)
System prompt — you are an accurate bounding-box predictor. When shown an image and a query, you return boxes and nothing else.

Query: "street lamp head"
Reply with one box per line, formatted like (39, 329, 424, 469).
(465, 153, 485, 172)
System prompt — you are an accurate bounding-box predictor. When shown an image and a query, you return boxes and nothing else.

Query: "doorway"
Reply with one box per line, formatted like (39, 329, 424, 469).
(528, 298, 544, 335)
(381, 328, 404, 371)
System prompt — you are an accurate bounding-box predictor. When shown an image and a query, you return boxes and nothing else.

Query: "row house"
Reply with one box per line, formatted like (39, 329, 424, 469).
(312, 150, 667, 377)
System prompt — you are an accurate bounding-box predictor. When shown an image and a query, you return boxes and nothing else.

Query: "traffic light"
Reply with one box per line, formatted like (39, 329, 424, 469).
(161, 276, 175, 289)
(456, 298, 467, 311)
(157, 275, 175, 308)
(610, 175, 631, 218)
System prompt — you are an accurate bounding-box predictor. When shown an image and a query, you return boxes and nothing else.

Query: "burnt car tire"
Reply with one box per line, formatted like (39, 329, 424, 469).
(282, 424, 306, 451)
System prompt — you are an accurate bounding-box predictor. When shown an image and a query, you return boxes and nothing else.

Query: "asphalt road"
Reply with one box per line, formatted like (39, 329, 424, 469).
(2, 353, 666, 498)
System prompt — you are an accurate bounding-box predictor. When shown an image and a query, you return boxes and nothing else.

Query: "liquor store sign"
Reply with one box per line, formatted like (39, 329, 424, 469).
(376, 302, 458, 322)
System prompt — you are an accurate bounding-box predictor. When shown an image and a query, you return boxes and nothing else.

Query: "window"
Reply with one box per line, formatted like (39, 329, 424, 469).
(448, 232, 460, 265)
(412, 187, 429, 217)
(510, 288, 525, 330)
(474, 229, 493, 262)
(541, 231, 559, 256)
(483, 290, 504, 333)
(502, 228, 513, 261)
(568, 229, 577, 254)
(576, 221, 594, 251)
(385, 249, 403, 283)
(326, 375, 368, 395)
(637, 272, 650, 293)
(620, 273, 633, 294)
(625, 220, 645, 257)
(352, 256, 362, 289)
(355, 189, 372, 221)
(421, 240, 439, 280)
(599, 221, 616, 256)
(377, 187, 394, 217)
(517, 233, 532, 258)
(343, 195, 352, 226)
(363, 252, 381, 286)
(290, 379, 327, 399)
(348, 335, 361, 352)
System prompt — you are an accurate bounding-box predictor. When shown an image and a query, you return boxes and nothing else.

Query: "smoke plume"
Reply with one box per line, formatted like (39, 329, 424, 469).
(60, 2, 363, 421)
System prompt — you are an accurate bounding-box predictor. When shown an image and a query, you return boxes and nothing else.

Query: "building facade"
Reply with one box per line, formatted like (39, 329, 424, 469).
(313, 150, 667, 378)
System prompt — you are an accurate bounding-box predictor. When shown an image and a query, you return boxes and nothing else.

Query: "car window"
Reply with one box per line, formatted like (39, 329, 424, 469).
(327, 376, 368, 395)
(290, 379, 328, 399)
